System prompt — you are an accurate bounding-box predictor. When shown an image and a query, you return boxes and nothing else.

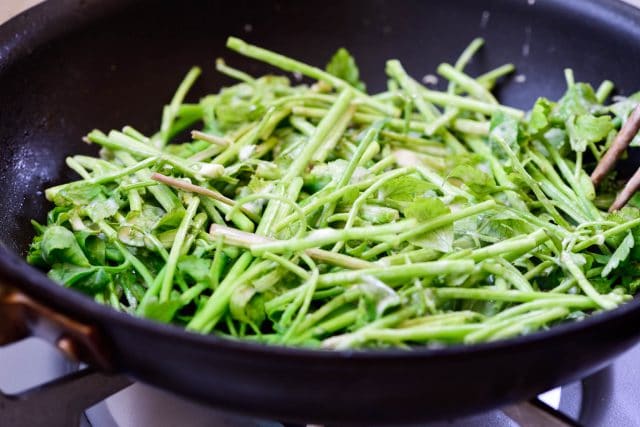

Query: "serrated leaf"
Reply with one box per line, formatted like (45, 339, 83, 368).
(404, 199, 453, 252)
(605, 207, 640, 249)
(489, 111, 520, 160)
(359, 277, 401, 317)
(48, 264, 111, 295)
(380, 176, 436, 202)
(178, 256, 211, 283)
(230, 284, 265, 325)
(404, 198, 450, 221)
(566, 114, 613, 153)
(51, 184, 104, 207)
(325, 48, 366, 92)
(602, 232, 634, 277)
(41, 226, 90, 267)
(86, 197, 120, 223)
(448, 164, 495, 194)
(551, 83, 598, 123)
(528, 97, 553, 135)
(138, 297, 183, 323)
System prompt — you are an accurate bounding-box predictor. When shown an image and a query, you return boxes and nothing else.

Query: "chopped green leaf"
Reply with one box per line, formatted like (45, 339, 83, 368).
(325, 48, 366, 92)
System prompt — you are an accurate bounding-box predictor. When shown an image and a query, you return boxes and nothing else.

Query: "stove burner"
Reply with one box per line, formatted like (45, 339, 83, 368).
(0, 369, 130, 427)
(0, 338, 628, 427)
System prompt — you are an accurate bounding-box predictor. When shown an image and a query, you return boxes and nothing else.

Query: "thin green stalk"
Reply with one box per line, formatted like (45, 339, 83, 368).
(160, 197, 200, 302)
(596, 80, 614, 104)
(438, 63, 497, 103)
(421, 88, 524, 118)
(251, 219, 418, 255)
(158, 67, 202, 147)
(317, 260, 475, 287)
(226, 37, 398, 116)
(560, 252, 617, 310)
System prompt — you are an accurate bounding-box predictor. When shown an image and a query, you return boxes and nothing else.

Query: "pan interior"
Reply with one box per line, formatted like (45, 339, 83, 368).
(1, 0, 639, 254)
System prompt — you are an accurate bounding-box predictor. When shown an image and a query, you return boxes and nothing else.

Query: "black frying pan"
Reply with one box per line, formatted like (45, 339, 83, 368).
(2, 0, 640, 425)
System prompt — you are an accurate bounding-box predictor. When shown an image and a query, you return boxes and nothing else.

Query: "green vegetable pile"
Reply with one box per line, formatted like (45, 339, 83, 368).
(27, 37, 640, 349)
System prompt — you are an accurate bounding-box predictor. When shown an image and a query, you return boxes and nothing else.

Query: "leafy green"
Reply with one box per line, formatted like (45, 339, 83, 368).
(48, 264, 111, 294)
(489, 111, 520, 159)
(566, 114, 613, 153)
(404, 198, 449, 221)
(325, 48, 366, 91)
(448, 164, 495, 194)
(138, 297, 183, 323)
(178, 256, 211, 283)
(405, 199, 453, 252)
(528, 98, 553, 135)
(380, 176, 435, 202)
(602, 232, 634, 277)
(230, 284, 265, 325)
(551, 83, 598, 123)
(41, 226, 90, 267)
(24, 37, 640, 350)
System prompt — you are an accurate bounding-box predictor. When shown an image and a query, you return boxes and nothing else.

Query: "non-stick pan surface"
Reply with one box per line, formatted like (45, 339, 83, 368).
(2, 0, 640, 424)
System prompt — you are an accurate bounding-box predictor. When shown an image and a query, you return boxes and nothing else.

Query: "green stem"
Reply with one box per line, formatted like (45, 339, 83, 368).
(560, 252, 617, 310)
(438, 63, 497, 103)
(226, 37, 398, 117)
(160, 197, 200, 302)
(251, 219, 418, 255)
(317, 260, 475, 287)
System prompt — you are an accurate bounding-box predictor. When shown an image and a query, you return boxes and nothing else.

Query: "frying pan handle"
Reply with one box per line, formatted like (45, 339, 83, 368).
(0, 284, 114, 371)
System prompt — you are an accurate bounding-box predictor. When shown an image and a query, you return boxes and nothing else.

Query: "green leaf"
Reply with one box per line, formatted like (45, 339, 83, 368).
(215, 83, 266, 130)
(609, 99, 638, 122)
(51, 184, 104, 207)
(566, 114, 613, 153)
(404, 198, 450, 221)
(602, 232, 634, 277)
(359, 277, 401, 318)
(138, 297, 183, 323)
(528, 98, 553, 135)
(177, 256, 211, 283)
(476, 211, 531, 242)
(360, 204, 399, 224)
(86, 197, 120, 223)
(230, 284, 265, 326)
(48, 264, 111, 294)
(489, 111, 520, 160)
(41, 226, 90, 267)
(591, 277, 615, 294)
(543, 128, 568, 153)
(551, 83, 598, 123)
(606, 207, 640, 249)
(325, 48, 366, 92)
(26, 221, 48, 267)
(155, 207, 185, 232)
(118, 206, 165, 247)
(75, 231, 106, 265)
(380, 176, 436, 202)
(47, 206, 73, 226)
(448, 164, 495, 194)
(405, 198, 453, 252)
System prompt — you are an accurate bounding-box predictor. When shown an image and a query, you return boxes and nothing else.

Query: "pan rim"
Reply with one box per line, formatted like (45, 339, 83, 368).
(1, 0, 640, 362)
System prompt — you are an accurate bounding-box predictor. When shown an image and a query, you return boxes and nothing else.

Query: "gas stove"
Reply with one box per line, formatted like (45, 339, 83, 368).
(1, 336, 639, 427)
